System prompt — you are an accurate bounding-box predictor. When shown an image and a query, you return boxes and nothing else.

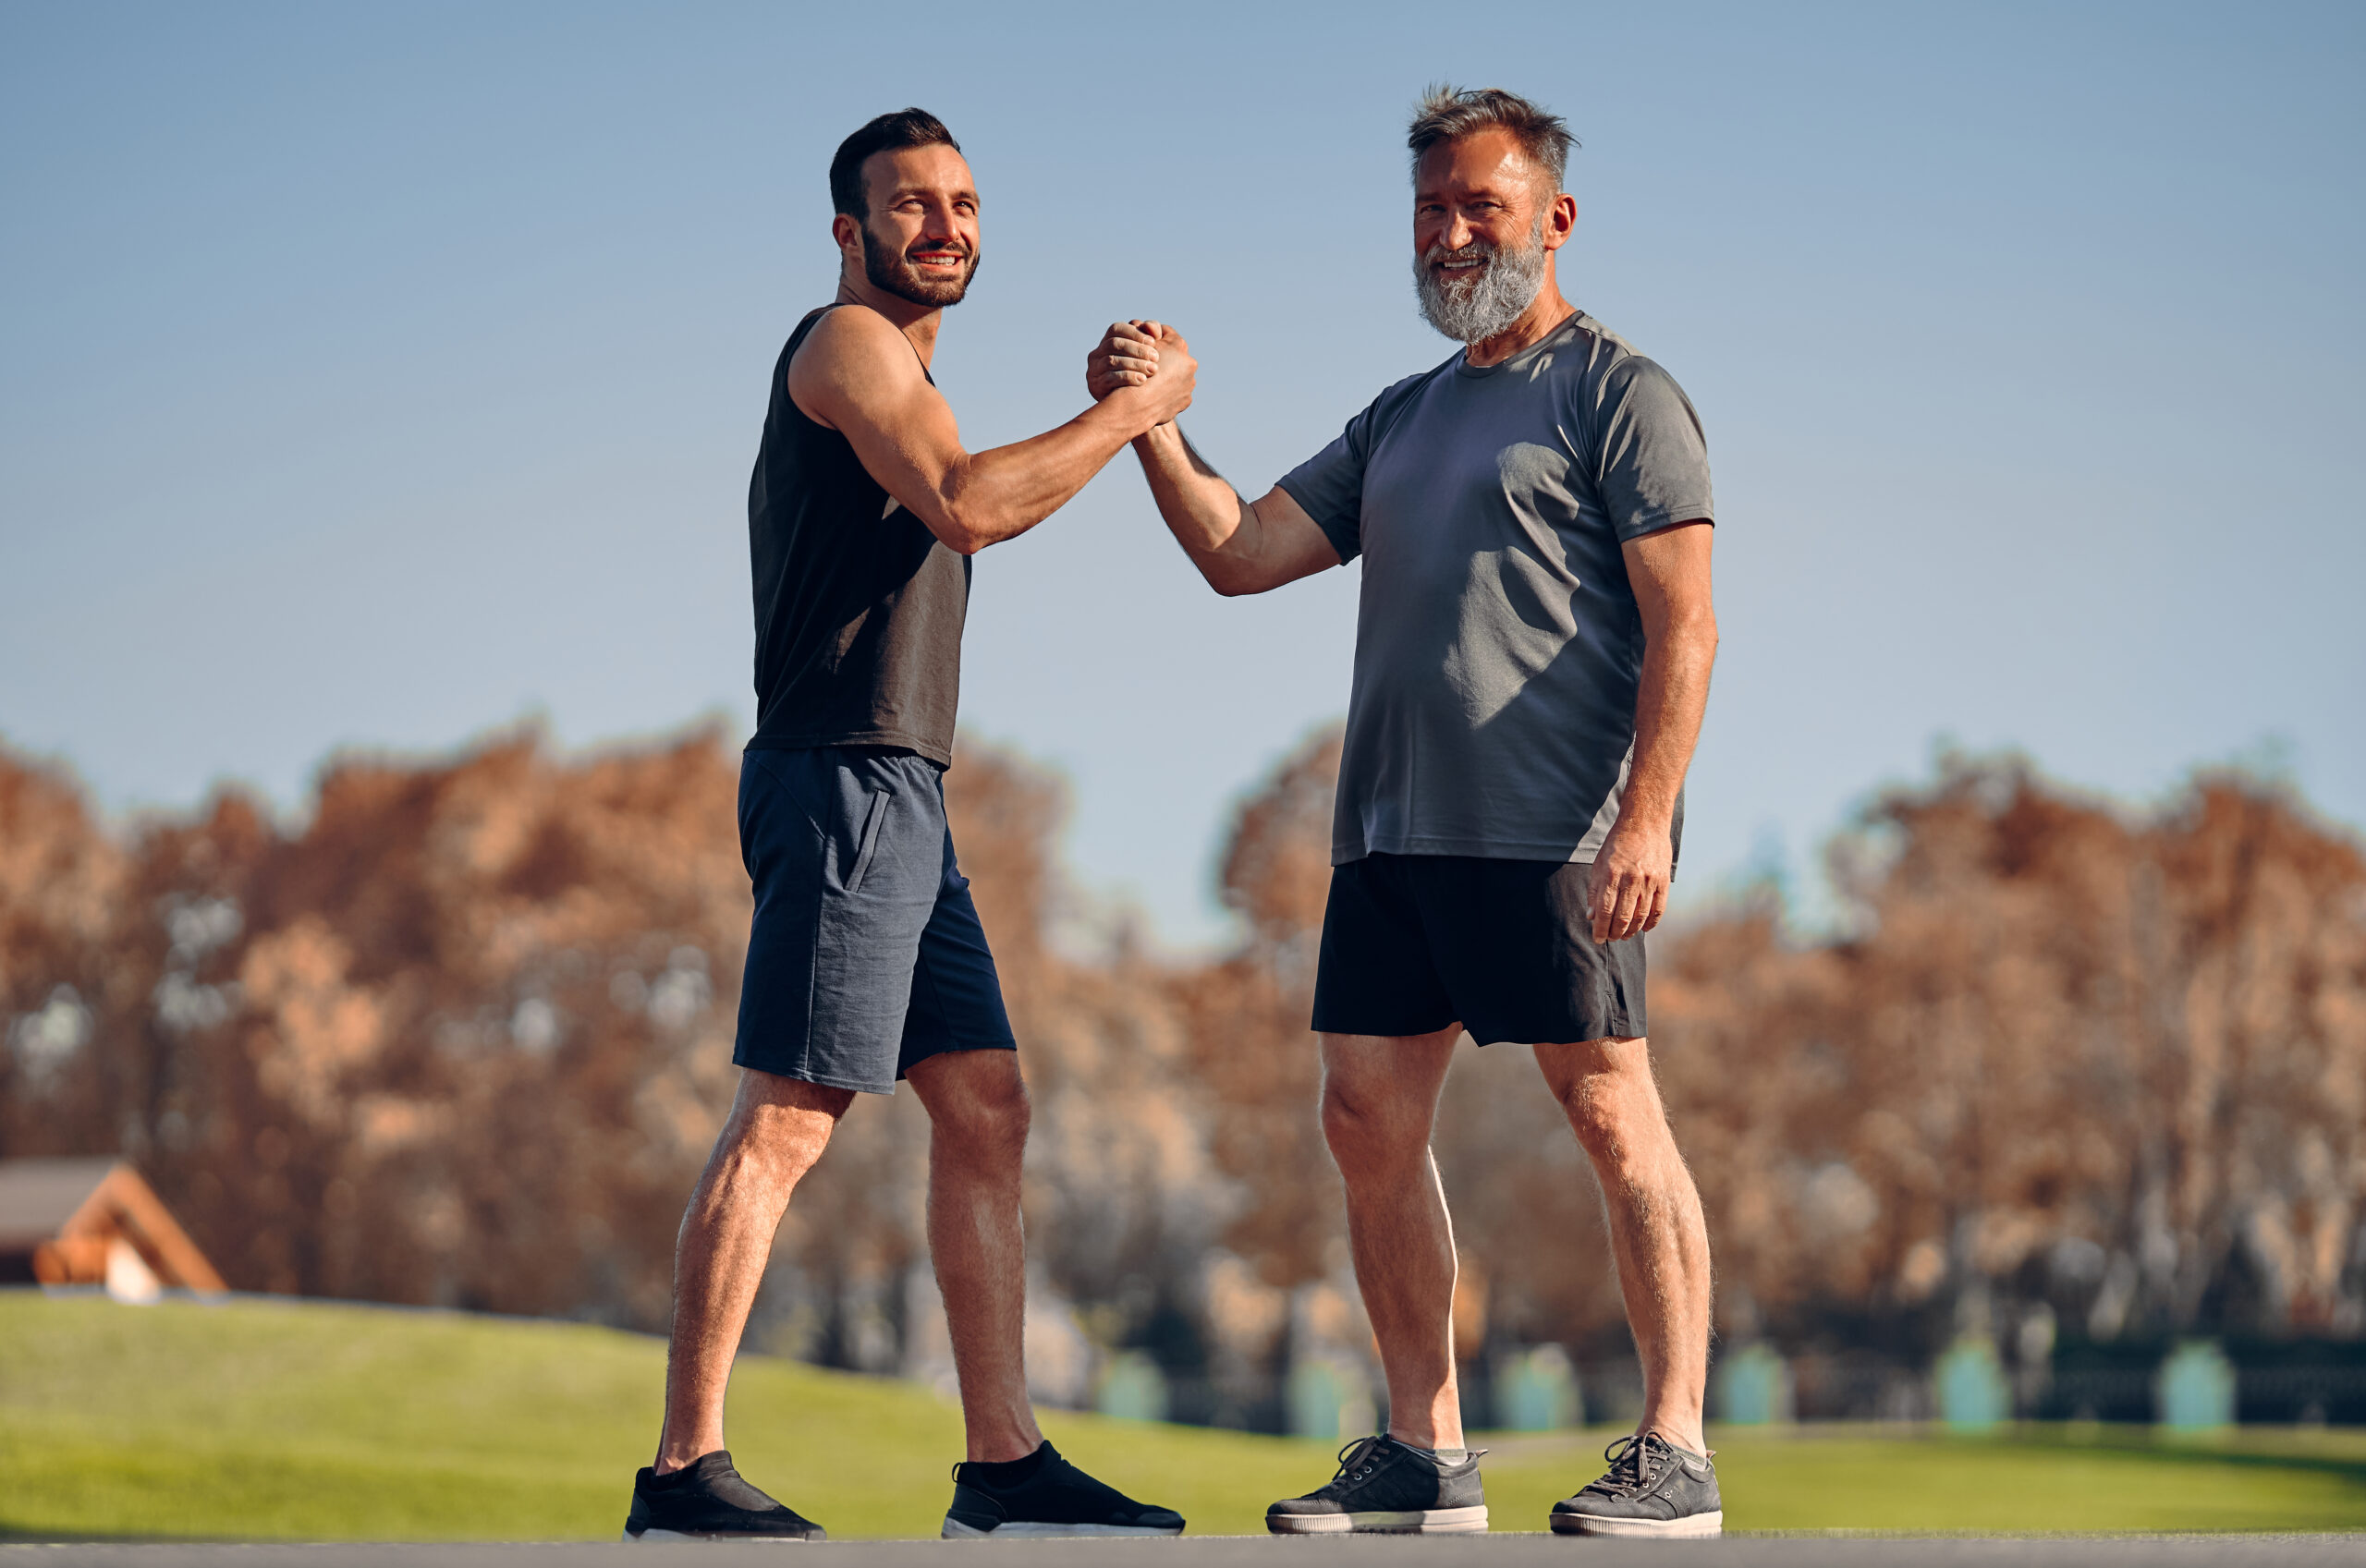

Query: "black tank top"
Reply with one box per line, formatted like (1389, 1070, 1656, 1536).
(745, 306, 970, 764)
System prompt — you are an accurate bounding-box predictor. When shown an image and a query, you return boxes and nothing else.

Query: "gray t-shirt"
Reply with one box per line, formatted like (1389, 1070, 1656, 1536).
(1279, 311, 1714, 867)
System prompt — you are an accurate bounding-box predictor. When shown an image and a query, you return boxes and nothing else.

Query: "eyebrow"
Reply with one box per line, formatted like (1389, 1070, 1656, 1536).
(887, 186, 980, 204)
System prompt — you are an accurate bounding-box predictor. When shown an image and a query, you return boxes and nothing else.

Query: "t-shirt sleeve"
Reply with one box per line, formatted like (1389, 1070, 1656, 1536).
(1593, 357, 1715, 541)
(1276, 393, 1390, 565)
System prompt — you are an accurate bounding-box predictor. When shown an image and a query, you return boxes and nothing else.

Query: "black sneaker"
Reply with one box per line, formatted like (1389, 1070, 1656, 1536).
(622, 1450, 825, 1541)
(1266, 1433, 1488, 1535)
(941, 1440, 1185, 1538)
(1549, 1431, 1723, 1538)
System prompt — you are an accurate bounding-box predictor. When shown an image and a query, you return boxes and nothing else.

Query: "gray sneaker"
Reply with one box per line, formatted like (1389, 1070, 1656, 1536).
(1549, 1431, 1722, 1538)
(1266, 1433, 1488, 1534)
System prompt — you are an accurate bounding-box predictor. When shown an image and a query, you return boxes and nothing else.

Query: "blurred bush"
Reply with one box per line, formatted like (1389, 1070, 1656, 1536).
(4, 725, 2361, 1426)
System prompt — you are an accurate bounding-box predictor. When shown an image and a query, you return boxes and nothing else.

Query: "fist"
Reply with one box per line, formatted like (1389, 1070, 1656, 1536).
(1138, 322, 1196, 425)
(1087, 319, 1163, 400)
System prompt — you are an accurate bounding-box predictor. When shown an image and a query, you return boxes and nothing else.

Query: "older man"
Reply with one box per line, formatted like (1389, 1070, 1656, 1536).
(1093, 86, 1722, 1538)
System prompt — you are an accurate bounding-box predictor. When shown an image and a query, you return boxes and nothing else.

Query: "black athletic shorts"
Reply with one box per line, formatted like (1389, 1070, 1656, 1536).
(1310, 853, 1649, 1046)
(733, 746, 1017, 1095)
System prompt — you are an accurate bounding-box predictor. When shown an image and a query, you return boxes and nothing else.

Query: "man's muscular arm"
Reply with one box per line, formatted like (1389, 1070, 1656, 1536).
(788, 307, 1193, 555)
(1588, 520, 1717, 944)
(1133, 423, 1342, 596)
(1092, 322, 1340, 596)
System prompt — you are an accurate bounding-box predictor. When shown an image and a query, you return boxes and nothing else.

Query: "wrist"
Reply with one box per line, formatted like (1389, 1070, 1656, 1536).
(1613, 806, 1675, 837)
(1087, 386, 1160, 442)
(1081, 393, 1147, 442)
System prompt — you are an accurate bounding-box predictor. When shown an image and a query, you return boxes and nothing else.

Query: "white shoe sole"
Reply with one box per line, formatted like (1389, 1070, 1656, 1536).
(1268, 1505, 1489, 1535)
(1550, 1508, 1723, 1538)
(942, 1519, 1185, 1538)
(621, 1527, 823, 1543)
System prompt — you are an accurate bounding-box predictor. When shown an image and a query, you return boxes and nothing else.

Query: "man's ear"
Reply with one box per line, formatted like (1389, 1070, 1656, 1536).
(832, 213, 862, 261)
(1543, 190, 1578, 251)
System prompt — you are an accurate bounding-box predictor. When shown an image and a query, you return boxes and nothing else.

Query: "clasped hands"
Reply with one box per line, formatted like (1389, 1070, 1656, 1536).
(1086, 320, 1195, 427)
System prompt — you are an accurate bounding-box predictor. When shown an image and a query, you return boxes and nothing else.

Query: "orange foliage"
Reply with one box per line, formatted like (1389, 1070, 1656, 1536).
(4, 726, 2361, 1392)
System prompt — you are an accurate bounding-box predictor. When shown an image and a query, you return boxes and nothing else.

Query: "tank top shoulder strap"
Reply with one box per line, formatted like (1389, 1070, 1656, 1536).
(780, 301, 933, 391)
(779, 303, 844, 373)
(787, 301, 846, 350)
(773, 305, 851, 435)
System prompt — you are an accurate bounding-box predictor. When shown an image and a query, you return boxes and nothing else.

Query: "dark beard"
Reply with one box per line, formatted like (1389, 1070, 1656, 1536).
(861, 221, 979, 308)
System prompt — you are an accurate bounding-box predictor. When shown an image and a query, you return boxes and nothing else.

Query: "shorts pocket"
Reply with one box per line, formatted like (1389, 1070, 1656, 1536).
(845, 788, 890, 894)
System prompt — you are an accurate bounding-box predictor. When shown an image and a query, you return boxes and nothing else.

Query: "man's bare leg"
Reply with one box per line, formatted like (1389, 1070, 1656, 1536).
(1319, 1027, 1465, 1449)
(1534, 1036, 1712, 1453)
(654, 1068, 854, 1472)
(906, 1048, 1042, 1463)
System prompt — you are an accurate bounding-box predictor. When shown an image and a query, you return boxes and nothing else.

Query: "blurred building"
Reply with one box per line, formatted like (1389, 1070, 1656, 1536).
(0, 1158, 226, 1302)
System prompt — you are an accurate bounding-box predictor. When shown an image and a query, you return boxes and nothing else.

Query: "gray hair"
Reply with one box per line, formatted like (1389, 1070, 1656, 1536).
(1407, 84, 1577, 192)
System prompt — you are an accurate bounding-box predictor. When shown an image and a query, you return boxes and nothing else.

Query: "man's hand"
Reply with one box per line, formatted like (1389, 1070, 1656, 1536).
(1098, 322, 1195, 429)
(1088, 320, 1162, 399)
(1587, 815, 1674, 943)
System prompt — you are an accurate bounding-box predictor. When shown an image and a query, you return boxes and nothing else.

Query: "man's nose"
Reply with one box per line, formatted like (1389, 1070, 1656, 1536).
(1416, 219, 1463, 258)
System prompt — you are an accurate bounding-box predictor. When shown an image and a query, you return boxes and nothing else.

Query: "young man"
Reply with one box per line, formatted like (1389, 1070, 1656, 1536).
(1092, 86, 1723, 1538)
(623, 108, 1194, 1543)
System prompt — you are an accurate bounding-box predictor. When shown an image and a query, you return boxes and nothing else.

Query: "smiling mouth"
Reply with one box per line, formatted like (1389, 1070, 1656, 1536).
(909, 249, 969, 268)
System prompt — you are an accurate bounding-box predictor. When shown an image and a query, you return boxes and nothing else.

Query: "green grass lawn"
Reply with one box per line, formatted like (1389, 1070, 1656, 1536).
(4, 1291, 2362, 1539)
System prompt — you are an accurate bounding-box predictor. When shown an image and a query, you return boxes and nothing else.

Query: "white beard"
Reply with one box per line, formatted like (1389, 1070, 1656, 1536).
(1413, 213, 1547, 346)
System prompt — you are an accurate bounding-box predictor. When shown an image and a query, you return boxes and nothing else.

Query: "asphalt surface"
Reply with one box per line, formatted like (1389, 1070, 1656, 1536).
(6, 1539, 2364, 1567)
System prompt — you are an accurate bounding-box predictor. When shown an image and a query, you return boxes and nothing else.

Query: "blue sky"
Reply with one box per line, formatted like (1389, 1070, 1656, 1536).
(4, 1, 2360, 949)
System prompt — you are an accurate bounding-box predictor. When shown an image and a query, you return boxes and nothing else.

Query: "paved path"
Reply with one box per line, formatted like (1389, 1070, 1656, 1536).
(7, 1538, 2363, 1567)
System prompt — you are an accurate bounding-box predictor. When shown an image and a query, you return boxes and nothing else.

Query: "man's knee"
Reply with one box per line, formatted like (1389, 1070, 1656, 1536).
(948, 1081, 1031, 1161)
(1539, 1039, 1662, 1161)
(723, 1071, 853, 1176)
(923, 1052, 1031, 1165)
(1319, 1076, 1429, 1175)
(1556, 1080, 1632, 1161)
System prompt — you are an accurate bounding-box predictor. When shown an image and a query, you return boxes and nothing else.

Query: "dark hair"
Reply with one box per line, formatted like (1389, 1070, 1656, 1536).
(828, 108, 962, 218)
(1406, 85, 1576, 192)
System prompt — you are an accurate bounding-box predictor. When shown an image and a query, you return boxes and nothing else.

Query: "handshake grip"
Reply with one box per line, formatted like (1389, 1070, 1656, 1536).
(1088, 319, 1196, 428)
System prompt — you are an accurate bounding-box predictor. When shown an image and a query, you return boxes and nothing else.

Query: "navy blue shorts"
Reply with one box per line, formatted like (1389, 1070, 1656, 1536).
(733, 746, 1017, 1095)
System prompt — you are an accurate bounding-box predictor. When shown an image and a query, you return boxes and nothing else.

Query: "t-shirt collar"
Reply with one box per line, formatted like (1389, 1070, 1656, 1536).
(1455, 310, 1591, 380)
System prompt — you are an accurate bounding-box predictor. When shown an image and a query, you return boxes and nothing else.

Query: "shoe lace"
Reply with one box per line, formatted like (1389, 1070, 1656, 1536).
(1330, 1434, 1387, 1485)
(1595, 1432, 1663, 1497)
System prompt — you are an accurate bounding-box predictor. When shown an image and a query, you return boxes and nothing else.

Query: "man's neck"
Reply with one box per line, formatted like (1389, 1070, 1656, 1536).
(1463, 277, 1576, 369)
(835, 272, 943, 367)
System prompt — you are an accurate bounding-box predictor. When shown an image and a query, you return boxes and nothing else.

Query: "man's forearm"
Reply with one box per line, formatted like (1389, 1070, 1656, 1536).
(937, 397, 1160, 553)
(1620, 617, 1717, 832)
(1133, 423, 1265, 593)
